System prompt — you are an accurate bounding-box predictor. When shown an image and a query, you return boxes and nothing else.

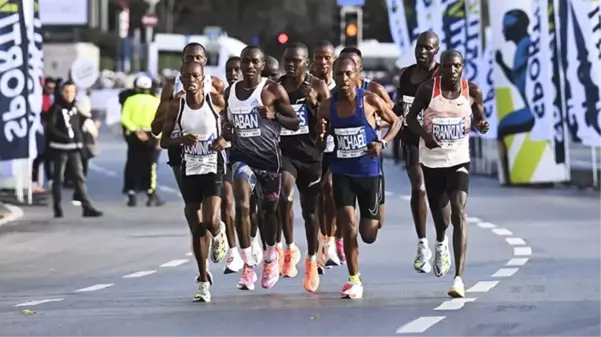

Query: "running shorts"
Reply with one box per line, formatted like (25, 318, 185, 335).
(422, 162, 470, 207)
(322, 152, 334, 177)
(232, 162, 281, 203)
(332, 174, 382, 220)
(167, 145, 182, 167)
(181, 173, 224, 203)
(282, 156, 322, 196)
(379, 155, 385, 205)
(401, 128, 420, 169)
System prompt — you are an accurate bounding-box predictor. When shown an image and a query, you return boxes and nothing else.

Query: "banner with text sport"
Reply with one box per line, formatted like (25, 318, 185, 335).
(490, 0, 569, 183)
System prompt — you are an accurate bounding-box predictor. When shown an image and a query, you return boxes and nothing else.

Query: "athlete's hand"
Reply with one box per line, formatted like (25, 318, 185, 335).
(476, 119, 489, 134)
(257, 106, 276, 120)
(302, 83, 319, 107)
(424, 133, 441, 149)
(367, 141, 382, 158)
(222, 122, 234, 138)
(212, 137, 228, 151)
(180, 134, 199, 146)
(135, 129, 149, 142)
(317, 119, 328, 138)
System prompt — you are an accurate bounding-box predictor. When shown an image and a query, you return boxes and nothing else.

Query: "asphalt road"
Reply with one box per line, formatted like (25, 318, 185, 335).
(0, 130, 599, 336)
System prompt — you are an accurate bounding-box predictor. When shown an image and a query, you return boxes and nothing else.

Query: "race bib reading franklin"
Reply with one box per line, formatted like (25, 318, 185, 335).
(431, 117, 466, 148)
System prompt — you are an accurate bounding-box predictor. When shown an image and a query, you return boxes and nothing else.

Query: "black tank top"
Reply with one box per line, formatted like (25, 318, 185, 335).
(397, 63, 440, 125)
(278, 74, 322, 162)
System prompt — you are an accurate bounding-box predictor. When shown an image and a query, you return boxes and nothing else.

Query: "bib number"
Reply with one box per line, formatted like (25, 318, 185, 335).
(281, 104, 309, 136)
(401, 95, 423, 126)
(431, 117, 467, 148)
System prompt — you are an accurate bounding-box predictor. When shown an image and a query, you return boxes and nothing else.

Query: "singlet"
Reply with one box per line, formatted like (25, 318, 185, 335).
(328, 88, 380, 178)
(177, 95, 226, 176)
(420, 77, 472, 168)
(227, 77, 282, 172)
(324, 81, 337, 153)
(170, 76, 213, 140)
(278, 74, 321, 162)
(398, 64, 440, 127)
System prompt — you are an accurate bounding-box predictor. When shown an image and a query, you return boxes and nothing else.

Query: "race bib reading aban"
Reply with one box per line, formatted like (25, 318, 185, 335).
(334, 126, 367, 158)
(231, 107, 261, 137)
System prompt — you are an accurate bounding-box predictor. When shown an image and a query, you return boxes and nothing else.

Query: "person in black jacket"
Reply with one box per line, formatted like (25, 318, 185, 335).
(46, 81, 103, 218)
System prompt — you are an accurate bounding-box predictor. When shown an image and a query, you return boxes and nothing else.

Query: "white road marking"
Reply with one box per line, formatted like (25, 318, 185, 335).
(14, 298, 63, 307)
(491, 268, 519, 277)
(385, 190, 393, 196)
(513, 246, 532, 256)
(466, 217, 481, 223)
(123, 270, 157, 278)
(396, 316, 446, 334)
(433, 298, 477, 311)
(185, 252, 193, 257)
(160, 259, 189, 267)
(492, 228, 513, 236)
(477, 222, 497, 229)
(506, 258, 529, 266)
(400, 195, 411, 201)
(467, 281, 499, 293)
(75, 283, 114, 292)
(505, 237, 526, 245)
(0, 203, 24, 227)
(158, 185, 180, 194)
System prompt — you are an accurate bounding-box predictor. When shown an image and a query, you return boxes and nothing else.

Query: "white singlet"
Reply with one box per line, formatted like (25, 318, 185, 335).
(177, 95, 226, 176)
(171, 75, 213, 138)
(420, 77, 472, 168)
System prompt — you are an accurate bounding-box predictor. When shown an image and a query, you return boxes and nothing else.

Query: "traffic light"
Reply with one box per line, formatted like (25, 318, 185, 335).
(341, 8, 362, 47)
(277, 33, 289, 44)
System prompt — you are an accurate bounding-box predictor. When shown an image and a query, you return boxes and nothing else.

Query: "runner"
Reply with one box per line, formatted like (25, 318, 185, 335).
(406, 50, 488, 298)
(278, 42, 330, 292)
(159, 61, 229, 303)
(394, 31, 441, 274)
(262, 56, 280, 81)
(223, 46, 300, 291)
(316, 57, 402, 299)
(222, 56, 245, 274)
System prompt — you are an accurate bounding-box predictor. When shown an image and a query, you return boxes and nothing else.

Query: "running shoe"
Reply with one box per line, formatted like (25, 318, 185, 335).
(448, 276, 465, 298)
(336, 239, 346, 265)
(282, 246, 301, 278)
(193, 282, 211, 302)
(414, 240, 433, 273)
(303, 257, 320, 293)
(210, 222, 228, 263)
(237, 265, 257, 291)
(341, 280, 363, 299)
(434, 237, 451, 277)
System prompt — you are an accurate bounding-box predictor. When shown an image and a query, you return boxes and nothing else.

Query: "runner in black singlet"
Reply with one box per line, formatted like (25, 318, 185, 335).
(394, 31, 441, 274)
(278, 42, 330, 292)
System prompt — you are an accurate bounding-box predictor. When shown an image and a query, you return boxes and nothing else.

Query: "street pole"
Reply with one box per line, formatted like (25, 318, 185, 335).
(144, 0, 160, 73)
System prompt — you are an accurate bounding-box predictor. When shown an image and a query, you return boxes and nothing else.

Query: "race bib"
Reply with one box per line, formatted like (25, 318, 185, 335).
(334, 126, 367, 159)
(183, 134, 218, 175)
(230, 107, 261, 138)
(431, 117, 467, 148)
(402, 95, 423, 126)
(281, 104, 309, 136)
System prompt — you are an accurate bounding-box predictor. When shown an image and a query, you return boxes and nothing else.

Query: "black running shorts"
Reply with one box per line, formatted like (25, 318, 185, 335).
(282, 156, 322, 196)
(167, 146, 182, 167)
(232, 162, 281, 203)
(422, 162, 470, 207)
(332, 174, 382, 220)
(181, 173, 223, 203)
(401, 128, 420, 170)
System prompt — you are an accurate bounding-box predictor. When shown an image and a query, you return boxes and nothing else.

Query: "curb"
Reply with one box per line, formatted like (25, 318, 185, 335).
(0, 203, 24, 227)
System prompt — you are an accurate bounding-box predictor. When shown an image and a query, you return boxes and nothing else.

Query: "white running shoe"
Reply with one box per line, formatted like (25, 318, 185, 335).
(324, 242, 341, 267)
(210, 222, 228, 263)
(414, 240, 433, 273)
(223, 249, 244, 274)
(448, 276, 465, 298)
(341, 280, 364, 299)
(193, 282, 211, 302)
(434, 237, 451, 277)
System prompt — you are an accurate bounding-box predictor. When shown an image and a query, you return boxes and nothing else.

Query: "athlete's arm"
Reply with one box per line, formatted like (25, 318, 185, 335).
(469, 82, 489, 134)
(366, 92, 402, 144)
(267, 82, 300, 131)
(221, 86, 234, 142)
(407, 80, 434, 141)
(310, 76, 331, 112)
(151, 81, 174, 136)
(211, 76, 225, 95)
(392, 67, 407, 116)
(313, 97, 331, 148)
(368, 81, 394, 128)
(159, 101, 182, 149)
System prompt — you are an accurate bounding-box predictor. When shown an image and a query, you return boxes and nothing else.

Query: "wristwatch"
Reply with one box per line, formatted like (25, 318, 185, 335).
(379, 139, 388, 149)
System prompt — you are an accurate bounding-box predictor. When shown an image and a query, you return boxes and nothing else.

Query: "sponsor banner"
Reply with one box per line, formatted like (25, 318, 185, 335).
(549, 0, 568, 164)
(26, 0, 44, 158)
(490, 0, 569, 183)
(386, 0, 412, 54)
(480, 27, 498, 140)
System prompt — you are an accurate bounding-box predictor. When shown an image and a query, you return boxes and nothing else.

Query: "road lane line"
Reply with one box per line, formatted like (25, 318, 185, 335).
(513, 246, 532, 256)
(506, 258, 529, 266)
(123, 270, 157, 278)
(75, 284, 114, 292)
(160, 259, 189, 267)
(433, 298, 477, 311)
(467, 217, 482, 223)
(185, 252, 193, 256)
(396, 316, 446, 334)
(505, 237, 526, 245)
(491, 268, 519, 277)
(467, 281, 499, 293)
(476, 222, 496, 228)
(492, 228, 513, 236)
(14, 299, 63, 307)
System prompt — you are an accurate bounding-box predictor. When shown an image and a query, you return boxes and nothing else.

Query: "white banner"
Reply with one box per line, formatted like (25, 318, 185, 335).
(481, 27, 497, 139)
(561, 0, 601, 147)
(526, 0, 554, 141)
(414, 0, 437, 39)
(386, 0, 412, 54)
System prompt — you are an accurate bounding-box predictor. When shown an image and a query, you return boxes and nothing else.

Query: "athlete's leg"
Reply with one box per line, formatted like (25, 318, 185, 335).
(279, 157, 301, 278)
(446, 163, 470, 298)
(249, 189, 265, 268)
(323, 170, 345, 265)
(332, 174, 363, 299)
(258, 170, 282, 289)
(377, 158, 386, 228)
(356, 177, 382, 245)
(422, 165, 452, 279)
(298, 162, 322, 292)
(232, 162, 258, 291)
(222, 175, 243, 274)
(204, 175, 227, 266)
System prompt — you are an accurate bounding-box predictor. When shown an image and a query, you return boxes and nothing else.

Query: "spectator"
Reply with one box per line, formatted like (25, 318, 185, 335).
(46, 80, 103, 218)
(72, 93, 99, 206)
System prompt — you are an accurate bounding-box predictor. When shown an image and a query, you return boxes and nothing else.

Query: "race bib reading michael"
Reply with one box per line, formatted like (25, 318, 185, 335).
(334, 126, 367, 158)
(431, 117, 466, 148)
(402, 95, 423, 126)
(231, 107, 261, 137)
(183, 134, 218, 174)
(281, 104, 309, 136)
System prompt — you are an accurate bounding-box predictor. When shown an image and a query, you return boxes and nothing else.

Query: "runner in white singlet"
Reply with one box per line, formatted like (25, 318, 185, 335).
(406, 50, 489, 299)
